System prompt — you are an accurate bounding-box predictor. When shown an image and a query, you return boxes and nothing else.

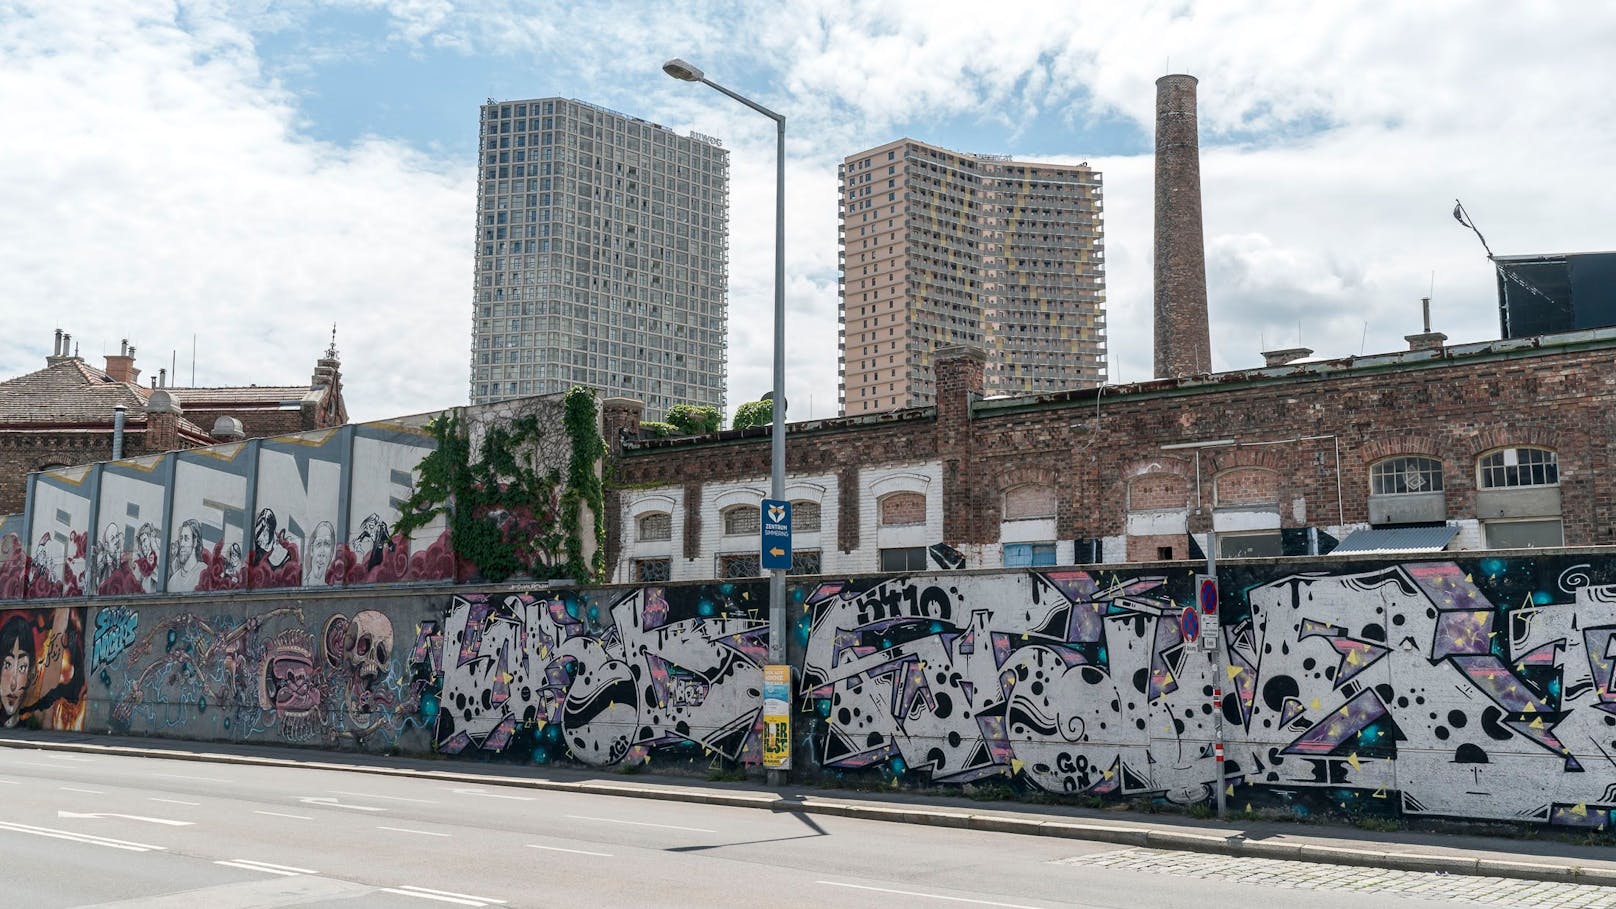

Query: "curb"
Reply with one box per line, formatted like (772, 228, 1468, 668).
(4, 736, 1613, 888)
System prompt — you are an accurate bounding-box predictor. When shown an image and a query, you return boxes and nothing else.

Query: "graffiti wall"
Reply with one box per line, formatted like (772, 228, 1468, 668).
(341, 418, 451, 584)
(93, 454, 169, 596)
(88, 598, 432, 750)
(0, 606, 86, 730)
(431, 584, 768, 769)
(25, 465, 93, 598)
(0, 513, 25, 600)
(252, 427, 349, 590)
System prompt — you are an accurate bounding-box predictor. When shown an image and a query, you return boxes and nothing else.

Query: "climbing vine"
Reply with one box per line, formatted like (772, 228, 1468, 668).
(394, 387, 606, 583)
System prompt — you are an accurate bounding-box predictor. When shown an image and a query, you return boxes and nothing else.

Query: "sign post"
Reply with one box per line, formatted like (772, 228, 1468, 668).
(1196, 572, 1224, 820)
(760, 498, 792, 571)
(762, 664, 792, 770)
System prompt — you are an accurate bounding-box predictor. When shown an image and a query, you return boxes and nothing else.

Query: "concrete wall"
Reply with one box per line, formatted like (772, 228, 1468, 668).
(9, 549, 1616, 829)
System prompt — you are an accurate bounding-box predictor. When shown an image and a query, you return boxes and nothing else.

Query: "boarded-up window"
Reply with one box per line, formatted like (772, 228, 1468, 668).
(636, 511, 672, 542)
(1128, 474, 1187, 511)
(1215, 468, 1279, 507)
(880, 492, 926, 526)
(1003, 484, 1056, 520)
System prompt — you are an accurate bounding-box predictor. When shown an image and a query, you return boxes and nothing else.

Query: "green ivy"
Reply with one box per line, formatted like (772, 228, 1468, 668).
(731, 399, 772, 431)
(394, 387, 606, 584)
(638, 421, 677, 438)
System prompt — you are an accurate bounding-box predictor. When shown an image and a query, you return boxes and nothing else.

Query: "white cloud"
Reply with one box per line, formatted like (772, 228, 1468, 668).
(3, 0, 1614, 431)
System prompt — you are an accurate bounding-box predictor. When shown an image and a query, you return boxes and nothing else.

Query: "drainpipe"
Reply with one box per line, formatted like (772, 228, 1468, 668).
(112, 405, 127, 460)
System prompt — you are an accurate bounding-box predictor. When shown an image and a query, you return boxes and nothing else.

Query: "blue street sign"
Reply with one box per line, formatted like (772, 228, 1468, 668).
(760, 498, 792, 571)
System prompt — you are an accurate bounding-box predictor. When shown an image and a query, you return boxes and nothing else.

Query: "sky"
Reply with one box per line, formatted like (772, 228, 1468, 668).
(2, 1, 1613, 424)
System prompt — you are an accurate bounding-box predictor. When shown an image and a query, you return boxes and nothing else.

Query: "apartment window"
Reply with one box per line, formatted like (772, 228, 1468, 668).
(1370, 457, 1443, 495)
(719, 553, 760, 578)
(879, 546, 927, 572)
(1478, 448, 1559, 489)
(792, 501, 821, 533)
(636, 511, 672, 542)
(1003, 542, 1056, 568)
(722, 505, 760, 535)
(633, 558, 671, 582)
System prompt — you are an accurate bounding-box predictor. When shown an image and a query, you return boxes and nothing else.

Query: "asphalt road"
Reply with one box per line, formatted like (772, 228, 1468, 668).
(0, 748, 1598, 908)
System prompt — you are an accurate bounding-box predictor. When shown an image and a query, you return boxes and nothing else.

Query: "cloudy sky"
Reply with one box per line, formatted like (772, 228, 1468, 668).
(3, 1, 1613, 423)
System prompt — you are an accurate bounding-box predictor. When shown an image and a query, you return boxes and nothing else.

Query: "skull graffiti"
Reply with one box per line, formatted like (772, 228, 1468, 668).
(324, 610, 396, 725)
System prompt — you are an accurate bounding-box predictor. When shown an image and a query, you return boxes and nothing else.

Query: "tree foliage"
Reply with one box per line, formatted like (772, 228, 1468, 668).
(731, 399, 773, 431)
(665, 404, 721, 435)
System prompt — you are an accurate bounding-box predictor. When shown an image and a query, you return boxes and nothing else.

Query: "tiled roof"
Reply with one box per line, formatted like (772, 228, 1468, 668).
(0, 358, 208, 435)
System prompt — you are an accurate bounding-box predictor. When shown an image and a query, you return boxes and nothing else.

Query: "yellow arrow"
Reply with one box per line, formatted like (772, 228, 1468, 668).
(769, 547, 785, 557)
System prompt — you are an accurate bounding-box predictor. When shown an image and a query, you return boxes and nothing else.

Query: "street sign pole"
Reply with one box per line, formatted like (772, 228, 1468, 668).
(1199, 564, 1225, 821)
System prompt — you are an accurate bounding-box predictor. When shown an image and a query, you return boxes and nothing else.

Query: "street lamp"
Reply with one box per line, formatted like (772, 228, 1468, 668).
(664, 58, 789, 784)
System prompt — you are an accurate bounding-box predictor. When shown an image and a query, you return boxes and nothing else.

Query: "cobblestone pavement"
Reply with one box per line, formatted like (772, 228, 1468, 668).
(1052, 849, 1616, 907)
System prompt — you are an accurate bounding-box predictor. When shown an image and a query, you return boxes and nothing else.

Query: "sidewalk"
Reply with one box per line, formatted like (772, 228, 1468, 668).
(5, 729, 1614, 887)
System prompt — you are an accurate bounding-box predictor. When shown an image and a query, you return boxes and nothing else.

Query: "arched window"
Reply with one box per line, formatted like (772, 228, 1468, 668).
(636, 511, 671, 542)
(1370, 457, 1443, 496)
(1478, 448, 1558, 489)
(792, 501, 821, 533)
(722, 505, 760, 536)
(879, 492, 926, 527)
(1003, 484, 1056, 521)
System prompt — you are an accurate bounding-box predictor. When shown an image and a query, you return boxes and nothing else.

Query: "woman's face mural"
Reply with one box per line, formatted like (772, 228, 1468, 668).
(0, 618, 35, 720)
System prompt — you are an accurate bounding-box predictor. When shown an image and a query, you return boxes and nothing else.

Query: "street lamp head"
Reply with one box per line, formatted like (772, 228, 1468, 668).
(662, 58, 704, 82)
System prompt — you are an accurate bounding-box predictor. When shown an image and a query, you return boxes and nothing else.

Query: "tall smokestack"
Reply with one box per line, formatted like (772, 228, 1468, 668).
(1153, 74, 1212, 378)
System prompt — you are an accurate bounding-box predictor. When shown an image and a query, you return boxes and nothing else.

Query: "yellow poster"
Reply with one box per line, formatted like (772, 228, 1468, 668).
(762, 664, 791, 770)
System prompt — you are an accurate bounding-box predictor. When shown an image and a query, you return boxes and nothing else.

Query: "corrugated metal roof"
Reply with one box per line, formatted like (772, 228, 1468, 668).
(1332, 525, 1459, 554)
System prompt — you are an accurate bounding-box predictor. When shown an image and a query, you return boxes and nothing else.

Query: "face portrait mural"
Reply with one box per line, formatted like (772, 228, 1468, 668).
(304, 521, 335, 586)
(259, 629, 323, 742)
(170, 519, 204, 587)
(134, 523, 161, 592)
(253, 508, 291, 571)
(0, 616, 35, 727)
(353, 513, 392, 571)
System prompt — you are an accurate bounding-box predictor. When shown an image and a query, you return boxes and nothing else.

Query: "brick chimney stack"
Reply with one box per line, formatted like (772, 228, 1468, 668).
(104, 339, 140, 384)
(1405, 296, 1448, 352)
(1153, 74, 1212, 378)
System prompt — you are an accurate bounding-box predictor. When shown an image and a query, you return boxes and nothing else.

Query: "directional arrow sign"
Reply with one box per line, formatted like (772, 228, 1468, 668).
(446, 788, 534, 802)
(760, 498, 791, 571)
(296, 797, 386, 812)
(57, 811, 194, 827)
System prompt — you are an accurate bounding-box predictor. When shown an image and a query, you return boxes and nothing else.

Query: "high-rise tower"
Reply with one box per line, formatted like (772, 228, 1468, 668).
(1152, 74, 1212, 378)
(838, 139, 1106, 415)
(469, 98, 729, 420)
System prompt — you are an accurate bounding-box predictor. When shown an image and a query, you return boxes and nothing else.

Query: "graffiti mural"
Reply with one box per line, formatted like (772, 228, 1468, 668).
(433, 585, 767, 768)
(801, 572, 1216, 801)
(340, 420, 453, 585)
(0, 514, 25, 600)
(96, 603, 429, 748)
(168, 444, 252, 593)
(0, 607, 86, 729)
(252, 428, 348, 589)
(25, 465, 93, 598)
(94, 454, 168, 595)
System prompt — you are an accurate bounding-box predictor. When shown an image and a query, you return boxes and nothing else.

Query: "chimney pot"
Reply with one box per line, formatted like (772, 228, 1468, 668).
(53, 329, 63, 357)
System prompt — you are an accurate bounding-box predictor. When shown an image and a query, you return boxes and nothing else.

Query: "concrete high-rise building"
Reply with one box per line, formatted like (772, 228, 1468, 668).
(838, 138, 1105, 415)
(470, 98, 729, 420)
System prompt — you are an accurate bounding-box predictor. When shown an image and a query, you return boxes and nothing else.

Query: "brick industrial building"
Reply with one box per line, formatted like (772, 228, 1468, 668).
(838, 138, 1106, 415)
(0, 331, 347, 514)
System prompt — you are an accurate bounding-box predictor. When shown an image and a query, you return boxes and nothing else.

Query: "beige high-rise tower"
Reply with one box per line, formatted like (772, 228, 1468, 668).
(838, 138, 1105, 415)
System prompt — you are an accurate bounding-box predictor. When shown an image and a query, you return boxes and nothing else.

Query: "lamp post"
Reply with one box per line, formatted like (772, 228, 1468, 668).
(1161, 438, 1235, 819)
(664, 58, 789, 785)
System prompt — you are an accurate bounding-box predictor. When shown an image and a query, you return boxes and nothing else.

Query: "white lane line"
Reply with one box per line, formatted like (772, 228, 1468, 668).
(381, 885, 507, 906)
(215, 860, 301, 876)
(377, 826, 451, 837)
(446, 787, 534, 801)
(11, 760, 80, 769)
(0, 778, 18, 785)
(59, 786, 105, 794)
(40, 753, 94, 762)
(253, 810, 313, 820)
(564, 814, 715, 833)
(150, 772, 233, 783)
(150, 797, 201, 806)
(0, 819, 165, 852)
(525, 843, 613, 857)
(330, 789, 437, 804)
(816, 881, 1050, 908)
(214, 858, 317, 875)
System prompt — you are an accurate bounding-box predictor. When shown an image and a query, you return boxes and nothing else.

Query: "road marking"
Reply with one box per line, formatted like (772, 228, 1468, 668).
(149, 798, 201, 806)
(526, 843, 613, 857)
(58, 811, 193, 826)
(816, 881, 1049, 909)
(11, 760, 81, 769)
(296, 796, 386, 812)
(214, 858, 316, 876)
(380, 885, 506, 906)
(0, 819, 166, 852)
(150, 772, 232, 783)
(59, 786, 105, 794)
(378, 825, 451, 837)
(447, 787, 535, 801)
(564, 814, 715, 833)
(253, 810, 313, 820)
(0, 778, 18, 784)
(40, 753, 94, 762)
(329, 789, 437, 804)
